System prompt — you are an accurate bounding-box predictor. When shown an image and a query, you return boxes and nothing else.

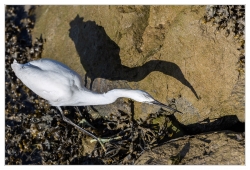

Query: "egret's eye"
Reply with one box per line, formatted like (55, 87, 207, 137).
(144, 101, 153, 104)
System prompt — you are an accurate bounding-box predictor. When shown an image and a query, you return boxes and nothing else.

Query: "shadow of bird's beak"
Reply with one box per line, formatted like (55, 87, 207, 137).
(151, 100, 183, 114)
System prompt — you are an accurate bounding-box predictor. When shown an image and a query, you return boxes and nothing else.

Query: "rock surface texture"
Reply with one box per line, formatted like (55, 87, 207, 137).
(135, 131, 245, 165)
(32, 5, 244, 125)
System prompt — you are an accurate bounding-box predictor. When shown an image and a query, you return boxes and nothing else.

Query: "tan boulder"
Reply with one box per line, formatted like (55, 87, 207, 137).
(32, 5, 244, 125)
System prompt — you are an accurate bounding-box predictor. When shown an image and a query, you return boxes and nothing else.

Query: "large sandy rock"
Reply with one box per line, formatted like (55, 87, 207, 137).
(32, 5, 244, 124)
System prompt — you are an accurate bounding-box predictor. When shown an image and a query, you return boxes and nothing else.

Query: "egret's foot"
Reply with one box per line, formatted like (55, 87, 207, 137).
(90, 136, 122, 144)
(79, 119, 96, 129)
(104, 145, 121, 157)
(75, 107, 96, 129)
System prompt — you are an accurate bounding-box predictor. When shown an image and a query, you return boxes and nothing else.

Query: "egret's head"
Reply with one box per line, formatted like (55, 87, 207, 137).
(132, 90, 155, 103)
(132, 90, 165, 105)
(107, 89, 182, 114)
(133, 90, 182, 114)
(135, 90, 163, 105)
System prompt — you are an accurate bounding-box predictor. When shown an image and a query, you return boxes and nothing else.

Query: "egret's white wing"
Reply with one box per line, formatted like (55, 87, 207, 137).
(11, 60, 74, 104)
(28, 59, 84, 89)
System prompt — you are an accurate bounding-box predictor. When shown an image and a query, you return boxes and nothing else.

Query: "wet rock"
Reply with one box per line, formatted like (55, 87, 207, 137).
(135, 131, 245, 165)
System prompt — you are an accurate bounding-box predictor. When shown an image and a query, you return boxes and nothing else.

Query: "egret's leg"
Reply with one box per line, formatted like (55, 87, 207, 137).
(74, 107, 95, 129)
(90, 78, 94, 90)
(74, 106, 83, 116)
(56, 106, 106, 151)
(84, 74, 88, 87)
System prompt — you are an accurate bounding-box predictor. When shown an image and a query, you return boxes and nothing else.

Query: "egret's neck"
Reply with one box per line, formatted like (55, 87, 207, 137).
(74, 89, 141, 106)
(104, 89, 140, 104)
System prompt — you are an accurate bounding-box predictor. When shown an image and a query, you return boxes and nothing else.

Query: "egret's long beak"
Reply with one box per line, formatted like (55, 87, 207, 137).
(151, 100, 183, 114)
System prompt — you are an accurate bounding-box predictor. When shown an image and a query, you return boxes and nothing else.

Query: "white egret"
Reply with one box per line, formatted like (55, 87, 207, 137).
(11, 58, 182, 150)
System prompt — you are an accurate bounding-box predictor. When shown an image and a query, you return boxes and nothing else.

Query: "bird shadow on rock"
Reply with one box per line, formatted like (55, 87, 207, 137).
(69, 15, 199, 99)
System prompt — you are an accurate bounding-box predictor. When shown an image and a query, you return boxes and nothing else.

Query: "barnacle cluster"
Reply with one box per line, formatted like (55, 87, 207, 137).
(204, 5, 245, 75)
(5, 5, 174, 165)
